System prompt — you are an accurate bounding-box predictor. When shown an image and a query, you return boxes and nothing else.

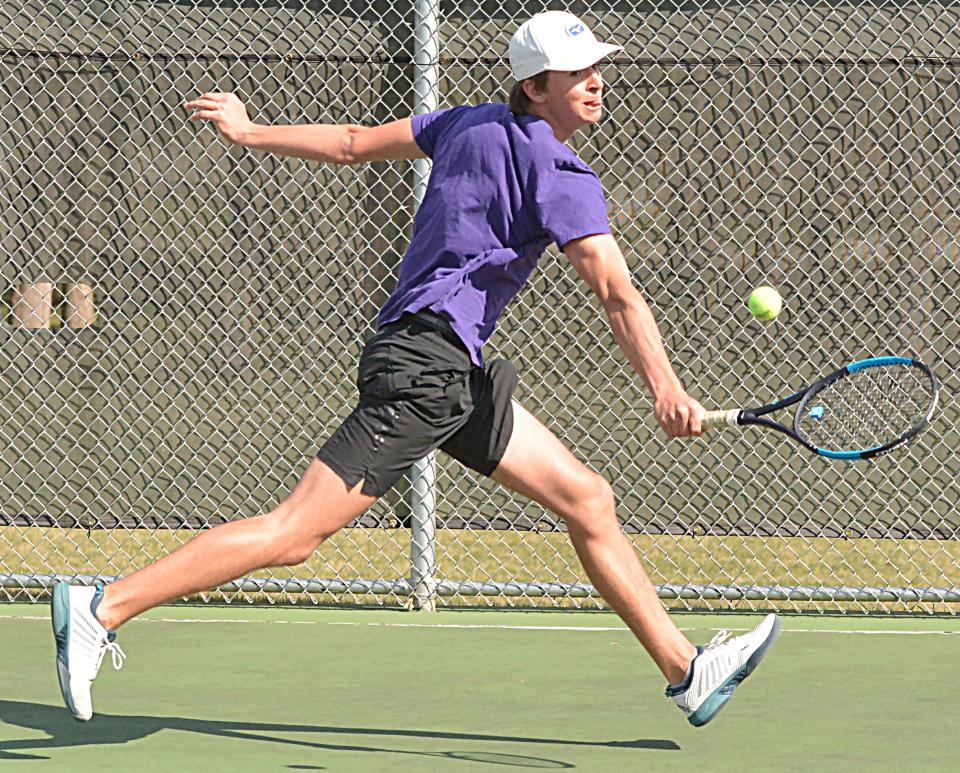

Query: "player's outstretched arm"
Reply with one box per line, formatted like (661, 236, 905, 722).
(184, 91, 425, 164)
(564, 233, 705, 438)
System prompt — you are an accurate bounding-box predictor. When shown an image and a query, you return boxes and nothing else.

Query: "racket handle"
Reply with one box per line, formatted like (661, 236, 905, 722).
(703, 409, 740, 428)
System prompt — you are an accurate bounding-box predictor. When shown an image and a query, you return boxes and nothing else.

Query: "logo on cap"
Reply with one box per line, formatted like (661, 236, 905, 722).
(565, 22, 586, 37)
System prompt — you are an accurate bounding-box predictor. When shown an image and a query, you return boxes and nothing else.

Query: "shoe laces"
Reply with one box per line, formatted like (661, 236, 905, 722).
(94, 638, 126, 672)
(106, 641, 126, 670)
(704, 630, 731, 650)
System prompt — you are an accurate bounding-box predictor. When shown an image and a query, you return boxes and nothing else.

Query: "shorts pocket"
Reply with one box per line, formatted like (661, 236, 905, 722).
(356, 342, 399, 400)
(411, 368, 468, 389)
(354, 327, 472, 407)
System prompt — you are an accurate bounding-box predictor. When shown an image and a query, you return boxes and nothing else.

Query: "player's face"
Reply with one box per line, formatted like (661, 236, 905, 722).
(540, 64, 605, 138)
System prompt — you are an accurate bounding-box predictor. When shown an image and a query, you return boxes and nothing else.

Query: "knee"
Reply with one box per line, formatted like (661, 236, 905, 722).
(261, 507, 327, 567)
(561, 472, 617, 532)
(272, 537, 320, 568)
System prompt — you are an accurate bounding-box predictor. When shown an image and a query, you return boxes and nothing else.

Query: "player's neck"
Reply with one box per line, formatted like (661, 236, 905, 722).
(527, 104, 579, 144)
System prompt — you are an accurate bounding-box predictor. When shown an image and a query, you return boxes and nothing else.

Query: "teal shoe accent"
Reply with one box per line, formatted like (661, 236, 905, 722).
(88, 581, 117, 642)
(89, 582, 105, 623)
(687, 672, 740, 726)
(51, 584, 78, 717)
(52, 584, 70, 662)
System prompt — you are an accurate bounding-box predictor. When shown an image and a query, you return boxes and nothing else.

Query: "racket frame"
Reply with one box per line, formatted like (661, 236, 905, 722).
(703, 356, 939, 459)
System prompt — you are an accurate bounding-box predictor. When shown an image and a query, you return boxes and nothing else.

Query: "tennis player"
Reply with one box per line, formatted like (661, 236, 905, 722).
(51, 11, 780, 726)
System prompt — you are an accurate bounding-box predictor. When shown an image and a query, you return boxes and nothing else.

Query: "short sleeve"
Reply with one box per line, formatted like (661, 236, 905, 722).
(411, 106, 471, 157)
(535, 158, 611, 250)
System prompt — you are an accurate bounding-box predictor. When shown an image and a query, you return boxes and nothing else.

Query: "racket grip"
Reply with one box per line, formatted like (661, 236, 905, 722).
(702, 409, 740, 428)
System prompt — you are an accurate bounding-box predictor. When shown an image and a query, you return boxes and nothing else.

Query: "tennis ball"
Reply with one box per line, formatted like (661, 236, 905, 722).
(747, 286, 783, 321)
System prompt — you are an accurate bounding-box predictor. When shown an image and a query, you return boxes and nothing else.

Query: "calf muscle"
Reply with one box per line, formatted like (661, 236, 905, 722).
(492, 401, 696, 683)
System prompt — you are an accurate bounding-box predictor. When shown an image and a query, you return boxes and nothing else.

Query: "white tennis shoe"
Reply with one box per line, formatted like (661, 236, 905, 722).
(51, 582, 126, 721)
(666, 613, 781, 727)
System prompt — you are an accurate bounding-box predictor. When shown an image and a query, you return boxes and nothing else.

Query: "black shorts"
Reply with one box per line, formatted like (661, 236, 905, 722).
(317, 312, 519, 497)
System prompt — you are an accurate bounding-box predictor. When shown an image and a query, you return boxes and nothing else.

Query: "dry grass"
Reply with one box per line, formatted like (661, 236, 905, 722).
(2, 525, 958, 614)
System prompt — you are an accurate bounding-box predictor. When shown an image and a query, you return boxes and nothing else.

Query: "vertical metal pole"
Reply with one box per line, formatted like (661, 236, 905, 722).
(407, 0, 441, 611)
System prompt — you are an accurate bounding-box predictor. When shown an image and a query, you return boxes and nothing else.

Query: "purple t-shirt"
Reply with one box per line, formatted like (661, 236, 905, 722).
(377, 102, 611, 366)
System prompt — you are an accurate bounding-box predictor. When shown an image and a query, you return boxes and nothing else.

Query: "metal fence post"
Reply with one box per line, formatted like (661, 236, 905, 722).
(406, 0, 441, 611)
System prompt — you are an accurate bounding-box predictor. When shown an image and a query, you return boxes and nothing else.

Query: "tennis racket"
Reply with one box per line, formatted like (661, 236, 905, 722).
(703, 356, 939, 459)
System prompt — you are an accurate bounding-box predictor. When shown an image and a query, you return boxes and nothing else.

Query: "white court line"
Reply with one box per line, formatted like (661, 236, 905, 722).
(2, 614, 957, 635)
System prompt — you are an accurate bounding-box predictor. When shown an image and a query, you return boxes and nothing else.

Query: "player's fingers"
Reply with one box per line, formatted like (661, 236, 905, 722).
(688, 408, 704, 436)
(656, 399, 703, 439)
(185, 98, 220, 111)
(668, 407, 687, 438)
(666, 414, 683, 439)
(186, 93, 232, 108)
(674, 411, 702, 438)
(188, 110, 221, 121)
(658, 407, 682, 439)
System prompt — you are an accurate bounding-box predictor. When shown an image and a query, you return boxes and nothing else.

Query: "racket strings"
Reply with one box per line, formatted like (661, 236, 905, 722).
(797, 366, 934, 452)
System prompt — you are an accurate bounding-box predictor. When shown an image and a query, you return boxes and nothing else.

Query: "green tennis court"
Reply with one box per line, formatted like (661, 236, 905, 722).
(2, 604, 957, 772)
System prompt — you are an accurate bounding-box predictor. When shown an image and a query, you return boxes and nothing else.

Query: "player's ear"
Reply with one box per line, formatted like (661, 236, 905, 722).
(522, 73, 549, 104)
(521, 79, 539, 103)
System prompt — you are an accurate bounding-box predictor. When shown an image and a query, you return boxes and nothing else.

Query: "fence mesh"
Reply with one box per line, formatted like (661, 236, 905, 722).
(1, 1, 958, 613)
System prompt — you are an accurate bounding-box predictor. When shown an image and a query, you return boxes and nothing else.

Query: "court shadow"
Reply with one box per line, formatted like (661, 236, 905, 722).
(0, 700, 678, 766)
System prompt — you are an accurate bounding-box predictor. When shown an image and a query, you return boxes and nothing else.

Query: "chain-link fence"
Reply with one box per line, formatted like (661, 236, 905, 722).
(1, 1, 957, 614)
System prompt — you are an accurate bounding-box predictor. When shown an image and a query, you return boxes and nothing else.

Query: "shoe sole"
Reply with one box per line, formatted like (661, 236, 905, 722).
(688, 615, 782, 727)
(51, 583, 81, 720)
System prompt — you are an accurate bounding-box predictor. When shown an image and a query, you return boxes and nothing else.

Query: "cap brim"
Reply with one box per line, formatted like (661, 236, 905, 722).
(549, 42, 622, 73)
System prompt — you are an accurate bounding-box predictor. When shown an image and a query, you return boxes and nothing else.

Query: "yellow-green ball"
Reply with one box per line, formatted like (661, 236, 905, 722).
(748, 286, 783, 321)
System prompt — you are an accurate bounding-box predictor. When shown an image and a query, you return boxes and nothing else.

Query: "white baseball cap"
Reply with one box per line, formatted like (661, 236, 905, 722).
(508, 11, 621, 81)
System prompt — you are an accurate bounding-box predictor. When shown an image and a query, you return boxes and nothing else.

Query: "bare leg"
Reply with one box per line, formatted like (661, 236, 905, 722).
(491, 402, 696, 684)
(95, 459, 376, 630)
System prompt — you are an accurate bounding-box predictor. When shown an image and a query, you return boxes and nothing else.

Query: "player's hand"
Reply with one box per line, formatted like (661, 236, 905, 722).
(184, 92, 253, 145)
(654, 389, 705, 438)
